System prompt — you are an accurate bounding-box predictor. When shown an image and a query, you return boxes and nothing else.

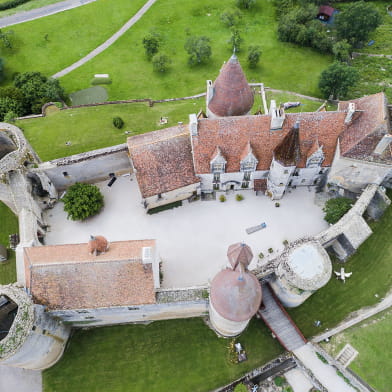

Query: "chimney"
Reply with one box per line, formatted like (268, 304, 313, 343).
(345, 102, 356, 124)
(189, 113, 198, 136)
(270, 100, 285, 131)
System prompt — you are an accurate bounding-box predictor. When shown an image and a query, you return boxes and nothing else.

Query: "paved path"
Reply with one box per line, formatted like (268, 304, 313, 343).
(294, 343, 356, 392)
(0, 0, 96, 28)
(0, 365, 42, 392)
(52, 0, 157, 78)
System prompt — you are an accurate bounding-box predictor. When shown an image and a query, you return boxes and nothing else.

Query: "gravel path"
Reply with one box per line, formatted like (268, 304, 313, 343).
(52, 0, 157, 78)
(0, 0, 96, 28)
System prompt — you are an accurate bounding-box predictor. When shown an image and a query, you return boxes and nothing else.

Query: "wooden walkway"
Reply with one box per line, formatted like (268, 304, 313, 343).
(258, 283, 307, 351)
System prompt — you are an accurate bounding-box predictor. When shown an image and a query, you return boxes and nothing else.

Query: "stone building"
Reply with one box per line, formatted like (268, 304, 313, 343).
(209, 243, 262, 337)
(127, 56, 392, 208)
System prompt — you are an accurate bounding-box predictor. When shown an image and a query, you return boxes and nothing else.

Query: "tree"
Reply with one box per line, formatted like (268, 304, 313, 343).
(152, 53, 171, 72)
(61, 183, 104, 221)
(0, 97, 23, 121)
(247, 45, 261, 68)
(113, 116, 124, 129)
(142, 33, 160, 60)
(228, 29, 243, 53)
(0, 29, 13, 49)
(13, 72, 65, 114)
(220, 8, 242, 27)
(332, 40, 352, 63)
(323, 197, 353, 224)
(318, 62, 358, 100)
(184, 36, 212, 66)
(236, 0, 256, 10)
(335, 1, 382, 47)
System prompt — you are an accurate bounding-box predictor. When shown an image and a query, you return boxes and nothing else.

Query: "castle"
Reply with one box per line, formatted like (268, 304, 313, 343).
(0, 55, 391, 370)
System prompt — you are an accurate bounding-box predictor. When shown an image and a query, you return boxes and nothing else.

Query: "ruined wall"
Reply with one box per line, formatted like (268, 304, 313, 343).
(0, 284, 71, 370)
(39, 144, 132, 191)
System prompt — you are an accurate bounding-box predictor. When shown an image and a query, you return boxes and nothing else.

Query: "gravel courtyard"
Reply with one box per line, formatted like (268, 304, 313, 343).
(44, 175, 328, 288)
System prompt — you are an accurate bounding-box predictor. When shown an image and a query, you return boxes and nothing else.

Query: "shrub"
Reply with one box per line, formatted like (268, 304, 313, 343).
(236, 194, 244, 201)
(220, 8, 242, 27)
(147, 200, 182, 215)
(152, 53, 171, 72)
(323, 197, 353, 224)
(61, 183, 104, 221)
(247, 45, 261, 68)
(274, 376, 286, 386)
(316, 352, 328, 364)
(142, 33, 161, 60)
(0, 0, 30, 11)
(233, 384, 248, 392)
(268, 248, 273, 253)
(275, 202, 280, 207)
(283, 239, 289, 247)
(113, 117, 124, 129)
(236, 0, 256, 10)
(258, 252, 264, 259)
(219, 194, 226, 202)
(184, 36, 212, 66)
(228, 28, 243, 52)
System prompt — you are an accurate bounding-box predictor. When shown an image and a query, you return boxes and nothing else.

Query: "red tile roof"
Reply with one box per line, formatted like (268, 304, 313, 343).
(318, 5, 335, 17)
(339, 93, 391, 162)
(274, 124, 301, 166)
(208, 55, 254, 117)
(192, 111, 346, 173)
(127, 126, 200, 198)
(24, 240, 156, 310)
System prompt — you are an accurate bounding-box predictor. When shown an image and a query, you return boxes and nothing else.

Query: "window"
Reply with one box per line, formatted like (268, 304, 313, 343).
(301, 179, 306, 183)
(212, 163, 224, 173)
(157, 193, 162, 200)
(243, 172, 251, 181)
(62, 171, 69, 177)
(241, 160, 255, 172)
(213, 172, 220, 183)
(279, 183, 284, 186)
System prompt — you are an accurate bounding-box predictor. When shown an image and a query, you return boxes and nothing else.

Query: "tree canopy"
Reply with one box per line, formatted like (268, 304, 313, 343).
(318, 62, 358, 100)
(335, 1, 382, 47)
(184, 36, 212, 66)
(323, 197, 353, 224)
(61, 183, 104, 221)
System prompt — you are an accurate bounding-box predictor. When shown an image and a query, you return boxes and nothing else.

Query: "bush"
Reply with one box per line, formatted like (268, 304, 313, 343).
(219, 194, 226, 202)
(61, 183, 104, 221)
(184, 36, 212, 66)
(274, 376, 286, 386)
(113, 117, 124, 129)
(275, 202, 280, 207)
(0, 0, 30, 11)
(233, 384, 248, 392)
(268, 248, 273, 253)
(142, 33, 161, 60)
(228, 28, 243, 52)
(316, 352, 328, 364)
(152, 53, 171, 72)
(220, 8, 242, 27)
(236, 194, 244, 201)
(258, 252, 264, 259)
(236, 0, 256, 10)
(323, 197, 353, 224)
(147, 200, 182, 215)
(247, 45, 261, 68)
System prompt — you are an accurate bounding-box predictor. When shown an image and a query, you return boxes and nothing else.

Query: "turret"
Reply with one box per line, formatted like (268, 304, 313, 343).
(209, 243, 262, 337)
(207, 54, 254, 118)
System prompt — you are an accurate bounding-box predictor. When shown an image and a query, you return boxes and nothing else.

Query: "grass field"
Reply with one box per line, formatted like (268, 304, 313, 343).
(0, 202, 18, 285)
(322, 309, 392, 392)
(55, 0, 332, 100)
(287, 190, 392, 338)
(15, 91, 327, 161)
(43, 317, 283, 392)
(69, 85, 108, 105)
(0, 0, 146, 81)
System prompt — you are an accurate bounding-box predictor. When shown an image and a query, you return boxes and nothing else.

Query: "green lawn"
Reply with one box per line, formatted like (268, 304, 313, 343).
(0, 202, 18, 285)
(322, 309, 392, 392)
(43, 318, 283, 392)
(287, 190, 392, 338)
(15, 89, 330, 161)
(57, 0, 331, 100)
(0, 0, 146, 82)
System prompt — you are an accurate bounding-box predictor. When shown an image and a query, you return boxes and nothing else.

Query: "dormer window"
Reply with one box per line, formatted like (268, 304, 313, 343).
(210, 146, 227, 174)
(241, 160, 256, 172)
(212, 162, 225, 173)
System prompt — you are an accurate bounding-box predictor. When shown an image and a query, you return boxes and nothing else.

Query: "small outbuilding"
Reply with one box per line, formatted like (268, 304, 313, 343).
(0, 244, 7, 262)
(317, 5, 336, 22)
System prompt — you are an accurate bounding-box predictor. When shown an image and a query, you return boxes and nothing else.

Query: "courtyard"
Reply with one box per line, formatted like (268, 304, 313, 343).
(44, 175, 328, 288)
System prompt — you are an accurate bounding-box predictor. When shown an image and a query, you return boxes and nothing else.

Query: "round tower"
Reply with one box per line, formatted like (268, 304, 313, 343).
(209, 243, 262, 337)
(0, 284, 71, 370)
(269, 238, 332, 307)
(206, 54, 254, 118)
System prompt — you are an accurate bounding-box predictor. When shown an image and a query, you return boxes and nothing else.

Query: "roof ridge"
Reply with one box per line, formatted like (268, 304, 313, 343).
(31, 257, 143, 267)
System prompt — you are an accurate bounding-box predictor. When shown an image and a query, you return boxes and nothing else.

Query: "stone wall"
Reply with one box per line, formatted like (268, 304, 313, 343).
(38, 144, 132, 190)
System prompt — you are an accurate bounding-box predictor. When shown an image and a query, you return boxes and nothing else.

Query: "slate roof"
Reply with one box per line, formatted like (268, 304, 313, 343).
(24, 240, 156, 310)
(127, 126, 200, 198)
(339, 93, 391, 163)
(192, 111, 346, 174)
(208, 54, 254, 117)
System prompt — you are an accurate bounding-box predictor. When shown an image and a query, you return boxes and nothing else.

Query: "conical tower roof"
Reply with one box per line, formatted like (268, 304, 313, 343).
(227, 242, 253, 269)
(208, 54, 254, 117)
(274, 121, 301, 166)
